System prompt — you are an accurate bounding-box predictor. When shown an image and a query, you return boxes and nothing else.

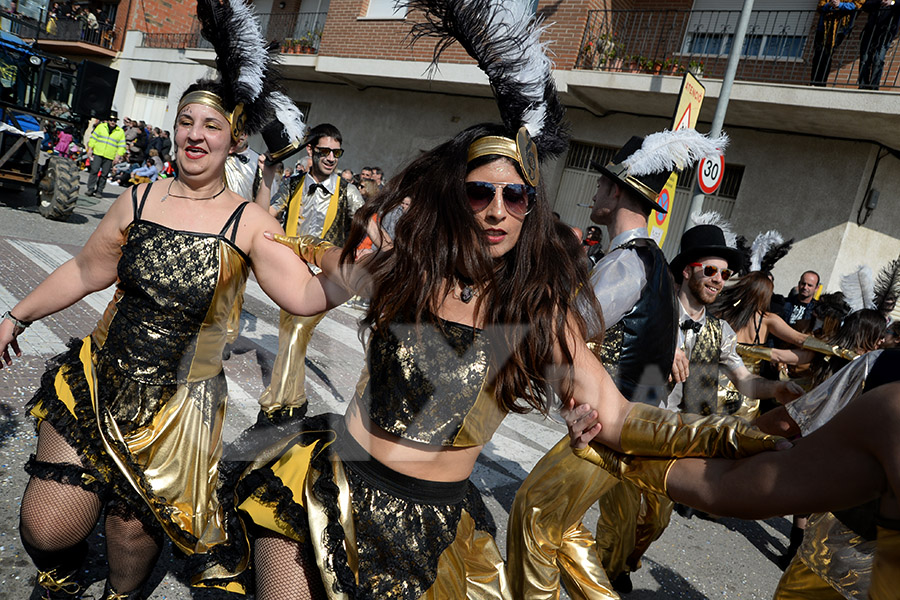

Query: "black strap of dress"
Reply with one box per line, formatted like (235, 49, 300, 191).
(219, 202, 250, 242)
(752, 312, 764, 345)
(130, 183, 153, 221)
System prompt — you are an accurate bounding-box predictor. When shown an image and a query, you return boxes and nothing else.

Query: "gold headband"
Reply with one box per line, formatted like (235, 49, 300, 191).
(467, 126, 539, 186)
(176, 91, 245, 142)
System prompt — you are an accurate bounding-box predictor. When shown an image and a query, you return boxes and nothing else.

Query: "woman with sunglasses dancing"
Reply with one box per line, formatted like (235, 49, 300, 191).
(233, 2, 791, 599)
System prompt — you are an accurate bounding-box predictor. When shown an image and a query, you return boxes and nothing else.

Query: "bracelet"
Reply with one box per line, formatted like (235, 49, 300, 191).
(3, 310, 32, 329)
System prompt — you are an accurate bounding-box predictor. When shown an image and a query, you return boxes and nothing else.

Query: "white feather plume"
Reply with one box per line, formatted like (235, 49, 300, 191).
(228, 0, 268, 102)
(841, 265, 876, 312)
(750, 230, 783, 272)
(268, 92, 306, 145)
(622, 129, 729, 177)
(692, 211, 737, 248)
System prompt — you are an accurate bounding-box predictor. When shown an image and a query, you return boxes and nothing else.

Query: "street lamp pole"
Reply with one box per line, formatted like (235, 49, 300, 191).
(685, 0, 756, 227)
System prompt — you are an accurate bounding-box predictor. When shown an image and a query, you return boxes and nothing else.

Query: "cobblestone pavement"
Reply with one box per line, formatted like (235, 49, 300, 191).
(0, 177, 789, 599)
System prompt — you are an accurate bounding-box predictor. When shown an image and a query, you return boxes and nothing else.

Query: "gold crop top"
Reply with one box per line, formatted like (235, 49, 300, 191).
(357, 319, 507, 447)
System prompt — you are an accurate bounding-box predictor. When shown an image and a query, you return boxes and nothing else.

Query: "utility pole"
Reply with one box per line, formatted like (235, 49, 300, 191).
(685, 0, 756, 228)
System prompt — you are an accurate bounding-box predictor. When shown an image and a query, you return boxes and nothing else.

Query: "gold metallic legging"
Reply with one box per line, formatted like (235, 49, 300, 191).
(258, 310, 327, 412)
(507, 437, 619, 600)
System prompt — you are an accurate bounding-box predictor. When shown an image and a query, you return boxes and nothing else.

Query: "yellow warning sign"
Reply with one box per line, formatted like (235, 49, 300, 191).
(647, 72, 706, 247)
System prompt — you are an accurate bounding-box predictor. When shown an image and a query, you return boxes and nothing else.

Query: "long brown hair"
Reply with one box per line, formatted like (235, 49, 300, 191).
(713, 272, 774, 333)
(340, 123, 602, 415)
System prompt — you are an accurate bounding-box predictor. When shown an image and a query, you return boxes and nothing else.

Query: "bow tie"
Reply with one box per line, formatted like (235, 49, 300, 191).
(680, 319, 703, 334)
(231, 153, 249, 164)
(307, 182, 327, 195)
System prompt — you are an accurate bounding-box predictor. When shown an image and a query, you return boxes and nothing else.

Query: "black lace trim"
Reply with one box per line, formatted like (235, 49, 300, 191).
(23, 455, 108, 496)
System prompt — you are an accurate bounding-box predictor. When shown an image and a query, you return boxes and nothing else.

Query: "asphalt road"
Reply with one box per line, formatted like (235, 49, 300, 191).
(0, 173, 790, 599)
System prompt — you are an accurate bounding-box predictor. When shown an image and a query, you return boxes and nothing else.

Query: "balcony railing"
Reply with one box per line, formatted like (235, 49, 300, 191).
(577, 9, 900, 91)
(142, 12, 327, 55)
(1, 11, 118, 50)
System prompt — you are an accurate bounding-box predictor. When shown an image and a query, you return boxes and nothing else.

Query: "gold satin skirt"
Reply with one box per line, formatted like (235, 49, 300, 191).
(507, 436, 619, 600)
(238, 421, 511, 599)
(258, 310, 327, 412)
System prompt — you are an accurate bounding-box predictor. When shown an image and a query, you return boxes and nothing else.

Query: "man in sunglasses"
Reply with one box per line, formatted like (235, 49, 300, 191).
(254, 123, 363, 424)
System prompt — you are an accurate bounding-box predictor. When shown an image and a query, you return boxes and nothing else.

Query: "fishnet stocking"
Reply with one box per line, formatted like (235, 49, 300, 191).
(255, 533, 328, 600)
(104, 507, 163, 595)
(20, 423, 102, 561)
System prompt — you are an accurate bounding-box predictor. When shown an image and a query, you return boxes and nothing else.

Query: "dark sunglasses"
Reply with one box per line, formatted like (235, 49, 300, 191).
(465, 181, 535, 217)
(314, 146, 344, 158)
(688, 262, 734, 281)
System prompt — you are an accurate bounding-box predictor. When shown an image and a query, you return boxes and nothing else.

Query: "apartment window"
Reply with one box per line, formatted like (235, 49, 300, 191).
(364, 0, 407, 19)
(132, 80, 171, 130)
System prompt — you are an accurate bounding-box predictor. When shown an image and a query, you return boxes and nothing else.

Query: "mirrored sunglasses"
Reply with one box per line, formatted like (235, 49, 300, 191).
(465, 181, 535, 217)
(314, 146, 344, 158)
(688, 262, 734, 281)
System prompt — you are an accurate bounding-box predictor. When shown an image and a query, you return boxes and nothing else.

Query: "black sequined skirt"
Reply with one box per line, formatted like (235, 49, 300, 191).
(236, 414, 511, 599)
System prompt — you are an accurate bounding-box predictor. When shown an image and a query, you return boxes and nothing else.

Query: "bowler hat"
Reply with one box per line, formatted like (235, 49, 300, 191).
(670, 224, 743, 282)
(590, 136, 672, 214)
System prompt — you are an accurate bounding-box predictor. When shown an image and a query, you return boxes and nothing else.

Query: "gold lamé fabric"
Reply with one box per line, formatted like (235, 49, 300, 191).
(592, 323, 623, 383)
(871, 526, 900, 600)
(681, 317, 722, 416)
(594, 480, 672, 582)
(360, 320, 506, 447)
(507, 436, 619, 600)
(258, 310, 326, 412)
(774, 556, 847, 599)
(778, 511, 874, 599)
(238, 424, 512, 599)
(33, 221, 250, 571)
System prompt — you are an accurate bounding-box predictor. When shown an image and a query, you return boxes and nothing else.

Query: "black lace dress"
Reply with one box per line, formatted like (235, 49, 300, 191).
(26, 185, 252, 590)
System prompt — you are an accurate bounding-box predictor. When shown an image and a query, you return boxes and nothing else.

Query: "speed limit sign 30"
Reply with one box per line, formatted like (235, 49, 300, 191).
(698, 155, 724, 194)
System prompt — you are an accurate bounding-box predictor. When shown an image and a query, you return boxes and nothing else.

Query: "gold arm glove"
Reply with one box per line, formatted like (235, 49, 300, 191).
(619, 403, 783, 460)
(271, 234, 335, 268)
(574, 444, 674, 498)
(801, 335, 857, 361)
(736, 343, 774, 363)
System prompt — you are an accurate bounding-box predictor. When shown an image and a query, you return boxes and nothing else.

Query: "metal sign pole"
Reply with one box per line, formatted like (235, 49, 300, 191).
(685, 0, 756, 228)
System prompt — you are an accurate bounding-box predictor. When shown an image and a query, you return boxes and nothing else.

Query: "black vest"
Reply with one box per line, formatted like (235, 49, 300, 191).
(597, 238, 678, 404)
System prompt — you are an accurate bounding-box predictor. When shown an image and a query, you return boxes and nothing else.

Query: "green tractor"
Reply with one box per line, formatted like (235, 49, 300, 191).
(0, 30, 117, 220)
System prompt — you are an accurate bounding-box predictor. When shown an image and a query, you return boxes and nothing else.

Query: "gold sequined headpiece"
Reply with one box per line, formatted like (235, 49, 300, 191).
(176, 91, 246, 142)
(467, 127, 540, 186)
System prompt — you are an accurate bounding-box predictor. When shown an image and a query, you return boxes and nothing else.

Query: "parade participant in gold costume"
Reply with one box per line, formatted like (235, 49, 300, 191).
(0, 1, 335, 597)
(567, 349, 900, 600)
(251, 122, 363, 424)
(234, 2, 787, 599)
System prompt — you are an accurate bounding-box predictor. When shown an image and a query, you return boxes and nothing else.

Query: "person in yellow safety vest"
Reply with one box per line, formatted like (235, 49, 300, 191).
(86, 112, 126, 198)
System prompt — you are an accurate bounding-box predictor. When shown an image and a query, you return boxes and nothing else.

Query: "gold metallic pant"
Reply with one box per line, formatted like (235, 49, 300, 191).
(773, 557, 844, 600)
(258, 310, 326, 412)
(507, 436, 619, 600)
(595, 481, 672, 580)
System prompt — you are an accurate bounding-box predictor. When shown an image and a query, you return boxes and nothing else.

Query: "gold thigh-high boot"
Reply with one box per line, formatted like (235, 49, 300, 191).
(594, 480, 641, 581)
(507, 437, 619, 600)
(627, 492, 673, 574)
(258, 310, 327, 414)
(773, 556, 845, 600)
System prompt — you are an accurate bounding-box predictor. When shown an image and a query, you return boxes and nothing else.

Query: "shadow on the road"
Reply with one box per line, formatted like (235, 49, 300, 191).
(626, 557, 708, 599)
(716, 515, 791, 566)
(0, 402, 17, 449)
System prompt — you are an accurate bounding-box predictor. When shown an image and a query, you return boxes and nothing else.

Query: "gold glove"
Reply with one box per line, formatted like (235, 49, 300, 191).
(619, 403, 783, 460)
(574, 444, 674, 498)
(801, 335, 857, 361)
(736, 343, 773, 363)
(271, 234, 335, 268)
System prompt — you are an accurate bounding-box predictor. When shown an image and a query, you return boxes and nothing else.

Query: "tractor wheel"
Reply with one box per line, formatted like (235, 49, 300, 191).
(38, 156, 80, 221)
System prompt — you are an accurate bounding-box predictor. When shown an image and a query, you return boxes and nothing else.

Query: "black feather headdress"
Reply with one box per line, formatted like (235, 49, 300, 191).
(403, 0, 568, 161)
(186, 0, 306, 142)
(873, 255, 900, 315)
